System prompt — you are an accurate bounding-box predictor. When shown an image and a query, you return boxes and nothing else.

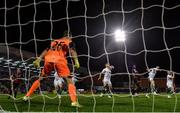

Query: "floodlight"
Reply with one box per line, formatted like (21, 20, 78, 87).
(114, 29, 126, 42)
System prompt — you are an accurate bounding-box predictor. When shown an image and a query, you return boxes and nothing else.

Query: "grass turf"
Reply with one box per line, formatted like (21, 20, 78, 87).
(0, 93, 180, 112)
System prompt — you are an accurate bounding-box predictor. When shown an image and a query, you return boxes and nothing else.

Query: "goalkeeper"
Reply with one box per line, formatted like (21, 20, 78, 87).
(23, 31, 81, 107)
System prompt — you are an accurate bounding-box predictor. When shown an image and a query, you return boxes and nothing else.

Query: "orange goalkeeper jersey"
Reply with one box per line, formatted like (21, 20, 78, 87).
(45, 37, 72, 62)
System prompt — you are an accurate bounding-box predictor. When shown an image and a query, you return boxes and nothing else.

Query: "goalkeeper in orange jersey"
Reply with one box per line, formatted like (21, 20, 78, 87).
(23, 31, 82, 107)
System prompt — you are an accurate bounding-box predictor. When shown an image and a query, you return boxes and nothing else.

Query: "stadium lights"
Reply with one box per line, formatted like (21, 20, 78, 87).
(31, 67, 36, 70)
(14, 61, 21, 64)
(10, 67, 15, 69)
(3, 65, 8, 68)
(19, 65, 24, 68)
(114, 29, 126, 42)
(5, 59, 13, 62)
(12, 63, 18, 66)
(28, 64, 33, 67)
(25, 67, 30, 69)
(4, 62, 11, 65)
(22, 62, 27, 65)
(0, 57, 4, 60)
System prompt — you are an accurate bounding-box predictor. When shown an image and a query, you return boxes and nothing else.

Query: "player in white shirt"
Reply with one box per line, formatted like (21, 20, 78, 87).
(54, 72, 80, 97)
(98, 63, 114, 98)
(146, 66, 160, 97)
(54, 72, 65, 98)
(166, 71, 175, 98)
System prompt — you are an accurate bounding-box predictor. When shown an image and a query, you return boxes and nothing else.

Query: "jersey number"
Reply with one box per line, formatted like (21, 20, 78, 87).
(52, 41, 65, 51)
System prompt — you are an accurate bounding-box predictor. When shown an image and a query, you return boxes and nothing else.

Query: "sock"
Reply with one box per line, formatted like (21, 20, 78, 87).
(103, 89, 106, 94)
(9, 90, 12, 95)
(14, 91, 17, 98)
(26, 80, 40, 97)
(57, 88, 62, 95)
(108, 89, 112, 96)
(150, 83, 155, 93)
(68, 83, 77, 103)
(103, 87, 107, 94)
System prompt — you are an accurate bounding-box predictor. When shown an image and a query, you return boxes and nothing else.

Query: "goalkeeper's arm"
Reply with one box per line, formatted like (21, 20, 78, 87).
(69, 42, 80, 69)
(33, 48, 48, 68)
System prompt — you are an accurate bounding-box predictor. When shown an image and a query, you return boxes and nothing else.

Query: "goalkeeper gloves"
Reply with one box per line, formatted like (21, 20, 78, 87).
(33, 57, 41, 68)
(74, 57, 80, 69)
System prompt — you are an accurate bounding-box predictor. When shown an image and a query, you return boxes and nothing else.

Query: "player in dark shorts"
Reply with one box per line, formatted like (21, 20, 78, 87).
(131, 65, 141, 96)
(8, 68, 22, 99)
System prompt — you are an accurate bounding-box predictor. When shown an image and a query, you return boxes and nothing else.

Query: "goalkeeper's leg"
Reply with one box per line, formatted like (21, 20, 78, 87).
(56, 62, 81, 107)
(23, 61, 53, 101)
(23, 68, 50, 101)
(66, 77, 82, 107)
(23, 79, 40, 101)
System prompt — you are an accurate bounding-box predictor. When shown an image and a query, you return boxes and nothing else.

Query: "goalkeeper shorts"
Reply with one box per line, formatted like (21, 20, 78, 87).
(42, 60, 70, 77)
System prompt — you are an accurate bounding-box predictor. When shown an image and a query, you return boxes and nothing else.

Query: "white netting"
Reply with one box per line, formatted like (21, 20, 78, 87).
(0, 0, 180, 112)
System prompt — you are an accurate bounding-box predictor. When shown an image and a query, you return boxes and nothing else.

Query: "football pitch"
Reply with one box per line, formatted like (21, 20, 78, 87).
(0, 93, 180, 112)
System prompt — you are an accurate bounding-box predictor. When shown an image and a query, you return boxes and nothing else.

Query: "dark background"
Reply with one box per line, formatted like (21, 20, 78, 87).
(0, 0, 180, 83)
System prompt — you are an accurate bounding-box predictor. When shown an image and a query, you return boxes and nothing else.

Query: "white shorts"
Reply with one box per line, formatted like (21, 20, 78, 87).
(72, 77, 78, 84)
(167, 82, 173, 89)
(54, 79, 64, 88)
(103, 79, 112, 86)
(148, 77, 154, 81)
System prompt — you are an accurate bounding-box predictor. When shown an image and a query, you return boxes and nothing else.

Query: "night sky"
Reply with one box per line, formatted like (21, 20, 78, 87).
(0, 0, 180, 76)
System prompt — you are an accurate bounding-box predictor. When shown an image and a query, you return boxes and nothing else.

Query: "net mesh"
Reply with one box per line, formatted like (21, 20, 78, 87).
(0, 0, 180, 112)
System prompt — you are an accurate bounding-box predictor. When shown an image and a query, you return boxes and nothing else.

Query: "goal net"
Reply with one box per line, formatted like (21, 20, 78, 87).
(0, 0, 180, 112)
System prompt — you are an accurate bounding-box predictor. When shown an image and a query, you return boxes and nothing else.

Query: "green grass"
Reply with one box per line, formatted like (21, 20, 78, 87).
(0, 93, 180, 112)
